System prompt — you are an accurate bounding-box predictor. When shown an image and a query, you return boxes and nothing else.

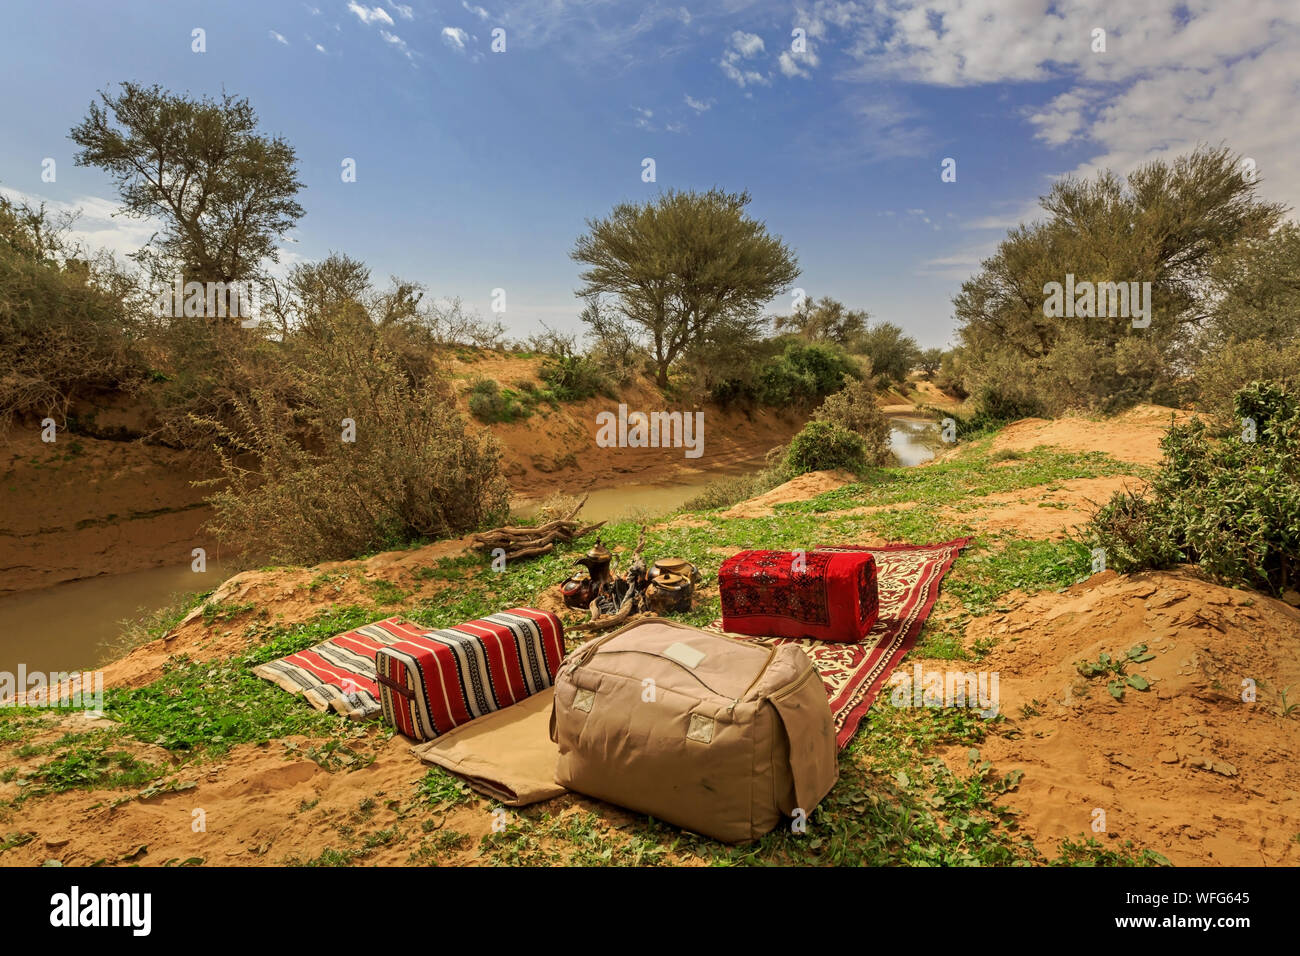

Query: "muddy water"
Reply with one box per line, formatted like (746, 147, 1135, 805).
(889, 416, 943, 467)
(520, 416, 941, 523)
(0, 416, 939, 676)
(0, 558, 228, 678)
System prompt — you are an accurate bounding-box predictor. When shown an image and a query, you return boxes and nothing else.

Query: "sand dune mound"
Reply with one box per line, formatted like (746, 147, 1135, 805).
(990, 404, 1193, 466)
(720, 469, 855, 519)
(950, 568, 1300, 865)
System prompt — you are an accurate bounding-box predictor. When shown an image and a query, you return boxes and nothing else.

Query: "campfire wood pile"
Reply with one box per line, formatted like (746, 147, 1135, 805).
(470, 497, 604, 561)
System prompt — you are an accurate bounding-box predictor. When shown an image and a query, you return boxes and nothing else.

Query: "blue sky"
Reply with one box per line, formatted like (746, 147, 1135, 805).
(2, 1, 1295, 348)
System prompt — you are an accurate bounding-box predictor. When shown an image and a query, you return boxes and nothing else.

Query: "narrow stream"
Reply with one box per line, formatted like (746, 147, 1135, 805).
(0, 558, 229, 680)
(0, 416, 939, 677)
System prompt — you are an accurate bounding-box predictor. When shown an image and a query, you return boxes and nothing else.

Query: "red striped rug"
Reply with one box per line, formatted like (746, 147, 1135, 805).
(711, 538, 971, 749)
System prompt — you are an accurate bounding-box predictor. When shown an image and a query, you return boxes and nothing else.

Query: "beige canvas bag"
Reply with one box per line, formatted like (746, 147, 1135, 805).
(550, 617, 838, 843)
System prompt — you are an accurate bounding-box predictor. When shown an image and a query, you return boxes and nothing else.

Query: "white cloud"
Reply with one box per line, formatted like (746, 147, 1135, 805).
(683, 94, 712, 113)
(386, 1, 414, 20)
(731, 31, 764, 58)
(962, 198, 1048, 232)
(380, 29, 415, 60)
(794, 0, 865, 40)
(462, 1, 489, 19)
(441, 26, 469, 50)
(721, 31, 769, 88)
(315, 42, 328, 53)
(269, 30, 289, 45)
(831, 3, 1300, 220)
(1026, 91, 1088, 146)
(347, 2, 394, 26)
(778, 48, 819, 78)
(916, 245, 995, 280)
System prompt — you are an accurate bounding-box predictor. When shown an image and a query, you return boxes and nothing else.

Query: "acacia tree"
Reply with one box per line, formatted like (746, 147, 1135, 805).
(572, 189, 799, 388)
(70, 82, 304, 287)
(775, 295, 868, 345)
(953, 146, 1284, 412)
(856, 321, 921, 384)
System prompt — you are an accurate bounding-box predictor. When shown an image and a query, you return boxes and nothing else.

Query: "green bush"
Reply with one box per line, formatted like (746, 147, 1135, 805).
(814, 376, 893, 465)
(1086, 381, 1300, 596)
(755, 342, 860, 406)
(785, 420, 867, 475)
(0, 196, 143, 426)
(467, 377, 530, 423)
(969, 383, 1045, 429)
(539, 352, 608, 401)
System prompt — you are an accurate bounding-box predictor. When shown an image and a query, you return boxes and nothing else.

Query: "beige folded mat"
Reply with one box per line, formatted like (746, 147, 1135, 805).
(410, 687, 565, 806)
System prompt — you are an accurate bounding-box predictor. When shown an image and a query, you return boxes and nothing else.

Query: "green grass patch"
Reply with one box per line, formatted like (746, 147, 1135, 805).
(105, 655, 349, 754)
(786, 447, 1140, 515)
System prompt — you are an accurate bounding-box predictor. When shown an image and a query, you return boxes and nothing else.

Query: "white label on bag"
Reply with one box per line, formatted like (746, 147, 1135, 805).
(664, 642, 706, 669)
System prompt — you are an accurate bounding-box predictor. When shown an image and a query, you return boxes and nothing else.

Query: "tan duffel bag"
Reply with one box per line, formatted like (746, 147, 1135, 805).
(550, 617, 838, 843)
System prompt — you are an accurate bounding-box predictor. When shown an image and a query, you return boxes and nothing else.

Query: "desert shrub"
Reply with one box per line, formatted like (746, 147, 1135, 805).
(423, 296, 507, 348)
(684, 463, 795, 511)
(0, 196, 144, 426)
(784, 342, 860, 395)
(142, 316, 298, 450)
(1086, 382, 1300, 596)
(1082, 489, 1183, 572)
(684, 446, 794, 511)
(1195, 337, 1300, 424)
(814, 376, 892, 465)
(576, 298, 647, 388)
(466, 378, 531, 423)
(708, 377, 759, 407)
(968, 383, 1046, 429)
(785, 420, 867, 475)
(706, 339, 858, 409)
(539, 352, 608, 401)
(203, 316, 510, 564)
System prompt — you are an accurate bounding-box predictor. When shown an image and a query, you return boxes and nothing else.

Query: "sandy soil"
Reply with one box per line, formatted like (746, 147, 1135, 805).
(937, 475, 1144, 540)
(719, 469, 856, 519)
(0, 428, 217, 594)
(932, 569, 1300, 866)
(455, 353, 802, 496)
(990, 405, 1194, 467)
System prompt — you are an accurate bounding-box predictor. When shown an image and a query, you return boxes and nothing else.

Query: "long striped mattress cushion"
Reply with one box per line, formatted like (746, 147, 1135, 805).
(375, 608, 565, 741)
(250, 608, 566, 732)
